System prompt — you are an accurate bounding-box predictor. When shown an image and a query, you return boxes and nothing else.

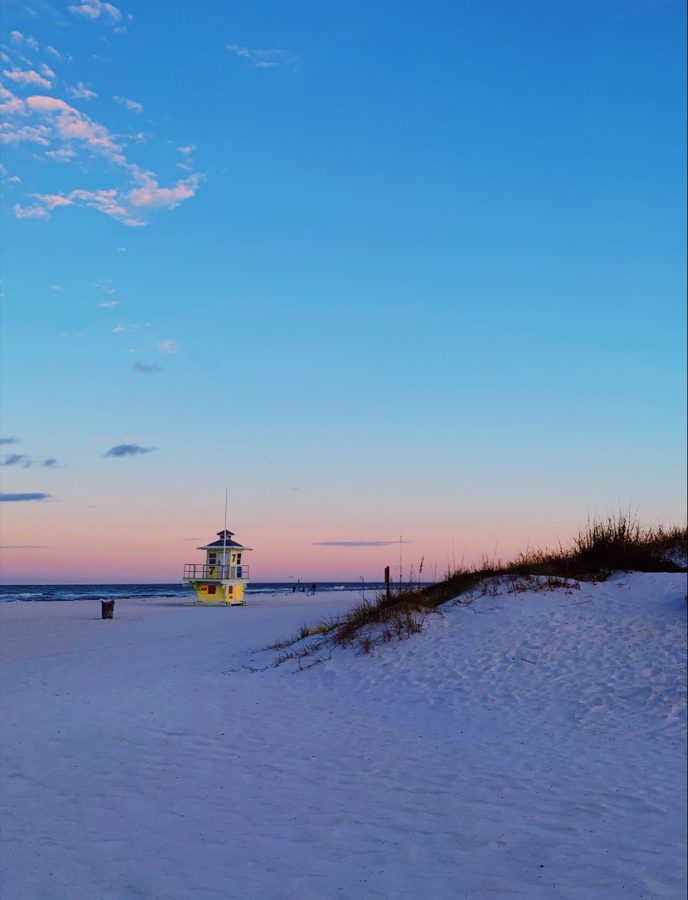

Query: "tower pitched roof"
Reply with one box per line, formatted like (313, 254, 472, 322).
(197, 529, 251, 551)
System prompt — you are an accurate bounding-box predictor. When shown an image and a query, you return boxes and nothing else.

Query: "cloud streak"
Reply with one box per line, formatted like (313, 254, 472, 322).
(313, 540, 410, 548)
(0, 545, 49, 549)
(227, 44, 294, 69)
(104, 444, 156, 457)
(1, 454, 28, 466)
(1, 452, 61, 468)
(114, 95, 143, 113)
(0, 492, 52, 502)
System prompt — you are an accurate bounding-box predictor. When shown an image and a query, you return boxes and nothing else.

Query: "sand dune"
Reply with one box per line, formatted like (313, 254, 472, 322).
(1, 574, 686, 898)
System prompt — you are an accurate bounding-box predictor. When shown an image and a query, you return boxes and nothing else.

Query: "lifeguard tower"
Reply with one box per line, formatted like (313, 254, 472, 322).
(183, 529, 252, 605)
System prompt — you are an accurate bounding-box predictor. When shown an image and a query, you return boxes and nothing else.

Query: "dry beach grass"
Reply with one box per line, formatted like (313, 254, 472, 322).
(273, 513, 687, 659)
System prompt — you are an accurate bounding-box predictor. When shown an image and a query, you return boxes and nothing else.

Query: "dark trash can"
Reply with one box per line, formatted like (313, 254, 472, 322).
(101, 600, 115, 619)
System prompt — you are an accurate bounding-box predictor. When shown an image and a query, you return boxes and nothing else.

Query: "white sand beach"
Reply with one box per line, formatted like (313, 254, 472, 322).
(1, 575, 686, 899)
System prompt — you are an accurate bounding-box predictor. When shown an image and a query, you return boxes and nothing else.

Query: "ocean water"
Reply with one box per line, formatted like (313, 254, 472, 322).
(0, 582, 393, 603)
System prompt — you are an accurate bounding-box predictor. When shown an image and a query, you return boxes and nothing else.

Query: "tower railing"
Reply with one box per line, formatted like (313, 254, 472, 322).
(183, 564, 249, 581)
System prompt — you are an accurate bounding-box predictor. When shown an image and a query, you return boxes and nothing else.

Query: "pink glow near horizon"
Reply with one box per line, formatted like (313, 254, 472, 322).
(0, 515, 593, 585)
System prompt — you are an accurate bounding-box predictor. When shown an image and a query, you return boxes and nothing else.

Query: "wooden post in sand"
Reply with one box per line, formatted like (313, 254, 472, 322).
(384, 566, 390, 599)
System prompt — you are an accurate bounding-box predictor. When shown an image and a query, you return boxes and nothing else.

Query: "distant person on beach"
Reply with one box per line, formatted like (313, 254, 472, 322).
(292, 584, 296, 593)
(310, 583, 317, 594)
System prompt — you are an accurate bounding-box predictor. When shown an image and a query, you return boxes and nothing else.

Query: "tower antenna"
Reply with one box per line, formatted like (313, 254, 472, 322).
(223, 489, 228, 576)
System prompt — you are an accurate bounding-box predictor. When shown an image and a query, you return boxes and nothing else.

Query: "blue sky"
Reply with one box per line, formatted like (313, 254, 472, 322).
(1, 0, 685, 583)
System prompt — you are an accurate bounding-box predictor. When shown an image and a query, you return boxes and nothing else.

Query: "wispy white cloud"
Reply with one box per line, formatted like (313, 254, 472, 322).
(156, 340, 177, 354)
(13, 202, 49, 219)
(226, 43, 294, 69)
(97, 300, 119, 308)
(114, 95, 143, 113)
(68, 0, 123, 23)
(45, 45, 70, 63)
(67, 81, 97, 100)
(10, 32, 40, 51)
(0, 162, 21, 182)
(45, 146, 77, 161)
(50, 283, 64, 293)
(176, 143, 196, 171)
(94, 278, 116, 295)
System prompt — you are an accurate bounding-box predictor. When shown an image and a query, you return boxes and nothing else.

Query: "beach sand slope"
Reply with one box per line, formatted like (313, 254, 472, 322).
(1, 575, 686, 899)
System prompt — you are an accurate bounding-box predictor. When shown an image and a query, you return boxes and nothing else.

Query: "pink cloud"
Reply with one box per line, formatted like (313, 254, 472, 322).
(57, 116, 122, 156)
(3, 68, 52, 89)
(14, 203, 49, 220)
(0, 122, 51, 145)
(0, 96, 25, 115)
(127, 173, 200, 210)
(26, 94, 127, 164)
(68, 0, 122, 22)
(7, 94, 200, 226)
(34, 193, 74, 209)
(26, 96, 72, 112)
(68, 188, 144, 226)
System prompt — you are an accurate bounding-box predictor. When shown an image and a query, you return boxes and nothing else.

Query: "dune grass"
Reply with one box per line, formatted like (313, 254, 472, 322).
(275, 514, 686, 658)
